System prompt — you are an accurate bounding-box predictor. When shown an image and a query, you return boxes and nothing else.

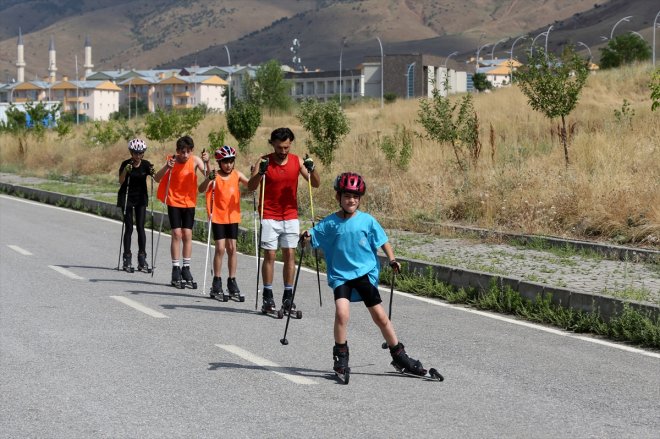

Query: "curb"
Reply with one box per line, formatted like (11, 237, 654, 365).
(2, 181, 658, 322)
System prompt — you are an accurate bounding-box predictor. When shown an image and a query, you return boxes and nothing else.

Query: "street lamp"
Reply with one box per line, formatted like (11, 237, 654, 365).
(339, 37, 347, 104)
(576, 41, 592, 62)
(444, 51, 458, 69)
(376, 36, 384, 109)
(629, 31, 644, 40)
(224, 45, 231, 110)
(611, 16, 632, 39)
(530, 32, 547, 57)
(75, 54, 79, 125)
(544, 25, 553, 60)
(476, 43, 491, 71)
(491, 38, 507, 60)
(654, 10, 660, 67)
(509, 35, 526, 84)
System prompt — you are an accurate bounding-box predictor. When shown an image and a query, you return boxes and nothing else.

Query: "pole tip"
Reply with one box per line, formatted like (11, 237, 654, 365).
(280, 338, 289, 345)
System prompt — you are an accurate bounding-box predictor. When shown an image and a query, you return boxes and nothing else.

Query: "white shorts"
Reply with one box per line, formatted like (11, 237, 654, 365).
(260, 219, 300, 250)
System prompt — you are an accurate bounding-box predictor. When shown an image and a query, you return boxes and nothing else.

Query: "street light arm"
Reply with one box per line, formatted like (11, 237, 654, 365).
(611, 15, 633, 39)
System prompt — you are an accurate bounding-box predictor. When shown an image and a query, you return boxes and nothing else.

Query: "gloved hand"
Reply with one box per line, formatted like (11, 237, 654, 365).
(124, 164, 133, 174)
(389, 259, 401, 274)
(208, 170, 216, 181)
(303, 155, 315, 173)
(149, 165, 155, 177)
(300, 230, 311, 241)
(201, 148, 209, 163)
(258, 157, 269, 175)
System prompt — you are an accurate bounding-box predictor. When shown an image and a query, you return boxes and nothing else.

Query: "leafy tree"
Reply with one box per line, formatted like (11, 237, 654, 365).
(207, 127, 227, 151)
(1, 102, 60, 158)
(253, 59, 292, 115)
(143, 107, 205, 146)
(417, 90, 480, 171)
(472, 72, 492, 92)
(110, 100, 149, 120)
(515, 48, 588, 167)
(599, 33, 651, 69)
(86, 121, 121, 147)
(226, 100, 261, 152)
(651, 69, 660, 112)
(297, 99, 350, 167)
(379, 124, 414, 171)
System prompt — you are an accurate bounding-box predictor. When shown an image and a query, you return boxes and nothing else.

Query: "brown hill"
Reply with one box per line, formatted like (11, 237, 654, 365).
(0, 0, 656, 82)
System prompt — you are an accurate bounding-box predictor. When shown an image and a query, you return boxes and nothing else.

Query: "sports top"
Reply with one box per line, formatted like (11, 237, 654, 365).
(157, 157, 198, 208)
(206, 171, 241, 224)
(261, 152, 300, 220)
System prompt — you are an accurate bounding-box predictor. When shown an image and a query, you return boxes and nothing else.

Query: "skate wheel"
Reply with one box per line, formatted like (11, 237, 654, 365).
(192, 282, 198, 289)
(296, 310, 302, 319)
(239, 296, 245, 302)
(277, 309, 284, 319)
(429, 368, 444, 381)
(344, 369, 350, 384)
(222, 295, 229, 302)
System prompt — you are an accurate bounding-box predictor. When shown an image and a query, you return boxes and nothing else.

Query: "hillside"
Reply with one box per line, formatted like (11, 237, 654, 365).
(2, 0, 656, 82)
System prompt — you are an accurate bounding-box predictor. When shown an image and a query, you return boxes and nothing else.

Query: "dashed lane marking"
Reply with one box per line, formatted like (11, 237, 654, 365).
(110, 296, 169, 319)
(216, 344, 318, 385)
(7, 245, 32, 256)
(48, 265, 85, 280)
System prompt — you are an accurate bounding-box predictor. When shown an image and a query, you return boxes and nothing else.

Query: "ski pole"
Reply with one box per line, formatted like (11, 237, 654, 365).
(202, 177, 215, 297)
(254, 174, 265, 310)
(153, 157, 173, 278)
(251, 166, 259, 306)
(116, 174, 130, 270)
(150, 176, 154, 272)
(306, 170, 322, 307)
(280, 237, 305, 346)
(382, 270, 396, 349)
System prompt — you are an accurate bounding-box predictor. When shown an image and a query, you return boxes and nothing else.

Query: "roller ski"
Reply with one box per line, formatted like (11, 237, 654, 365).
(137, 253, 152, 273)
(170, 266, 184, 289)
(389, 343, 444, 382)
(226, 277, 245, 302)
(333, 343, 350, 385)
(181, 265, 198, 289)
(122, 252, 135, 273)
(280, 289, 302, 319)
(261, 289, 283, 318)
(209, 276, 228, 301)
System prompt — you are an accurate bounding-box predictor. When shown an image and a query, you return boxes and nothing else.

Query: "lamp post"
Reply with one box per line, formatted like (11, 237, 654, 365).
(629, 31, 644, 40)
(544, 25, 553, 60)
(491, 38, 507, 60)
(509, 35, 526, 84)
(444, 51, 458, 69)
(530, 32, 547, 57)
(128, 79, 131, 120)
(75, 54, 79, 125)
(476, 43, 491, 71)
(224, 45, 231, 110)
(339, 37, 347, 104)
(576, 41, 592, 62)
(376, 36, 383, 108)
(654, 10, 660, 67)
(611, 15, 632, 39)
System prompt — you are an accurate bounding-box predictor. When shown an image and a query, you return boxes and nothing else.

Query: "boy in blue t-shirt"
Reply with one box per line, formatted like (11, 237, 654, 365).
(302, 172, 429, 379)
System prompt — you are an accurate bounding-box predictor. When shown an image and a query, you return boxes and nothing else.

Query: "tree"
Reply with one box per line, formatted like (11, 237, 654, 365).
(0, 102, 60, 158)
(417, 90, 480, 172)
(472, 72, 492, 92)
(599, 33, 651, 69)
(143, 107, 206, 145)
(297, 99, 350, 167)
(515, 48, 588, 167)
(651, 69, 660, 112)
(226, 100, 261, 152)
(253, 59, 292, 115)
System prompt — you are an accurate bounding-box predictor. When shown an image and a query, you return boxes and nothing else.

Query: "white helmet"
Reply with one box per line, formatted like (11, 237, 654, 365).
(128, 138, 147, 153)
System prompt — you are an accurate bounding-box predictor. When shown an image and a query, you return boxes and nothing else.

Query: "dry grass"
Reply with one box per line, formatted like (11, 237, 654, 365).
(1, 63, 658, 247)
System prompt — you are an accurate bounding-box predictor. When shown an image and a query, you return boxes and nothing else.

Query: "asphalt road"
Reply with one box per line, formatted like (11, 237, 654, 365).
(1, 194, 659, 439)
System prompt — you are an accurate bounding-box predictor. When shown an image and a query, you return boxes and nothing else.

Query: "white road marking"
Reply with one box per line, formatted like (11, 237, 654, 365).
(110, 296, 169, 319)
(7, 245, 32, 255)
(48, 265, 85, 280)
(390, 290, 660, 360)
(216, 344, 318, 385)
(1, 194, 119, 224)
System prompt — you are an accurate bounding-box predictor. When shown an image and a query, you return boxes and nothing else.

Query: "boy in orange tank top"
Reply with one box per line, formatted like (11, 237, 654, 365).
(154, 135, 209, 288)
(198, 145, 249, 300)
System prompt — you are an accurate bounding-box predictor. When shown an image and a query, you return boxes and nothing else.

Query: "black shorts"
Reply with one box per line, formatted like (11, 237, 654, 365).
(212, 223, 239, 241)
(167, 206, 195, 229)
(333, 274, 382, 308)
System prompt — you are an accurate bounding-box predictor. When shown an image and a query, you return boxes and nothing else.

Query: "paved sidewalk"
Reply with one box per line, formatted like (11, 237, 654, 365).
(2, 172, 658, 306)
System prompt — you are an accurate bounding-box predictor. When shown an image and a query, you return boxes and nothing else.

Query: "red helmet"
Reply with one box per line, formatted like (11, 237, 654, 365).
(334, 172, 366, 196)
(215, 145, 236, 161)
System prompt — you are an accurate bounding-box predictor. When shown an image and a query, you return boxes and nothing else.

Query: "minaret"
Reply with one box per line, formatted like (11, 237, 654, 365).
(48, 36, 57, 83)
(83, 35, 94, 79)
(16, 28, 25, 83)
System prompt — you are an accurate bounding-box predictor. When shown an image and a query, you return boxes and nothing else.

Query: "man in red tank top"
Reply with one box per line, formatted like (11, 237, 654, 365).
(248, 128, 320, 313)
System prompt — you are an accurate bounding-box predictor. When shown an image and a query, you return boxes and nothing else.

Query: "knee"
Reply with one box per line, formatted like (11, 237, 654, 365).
(335, 310, 350, 327)
(171, 229, 183, 240)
